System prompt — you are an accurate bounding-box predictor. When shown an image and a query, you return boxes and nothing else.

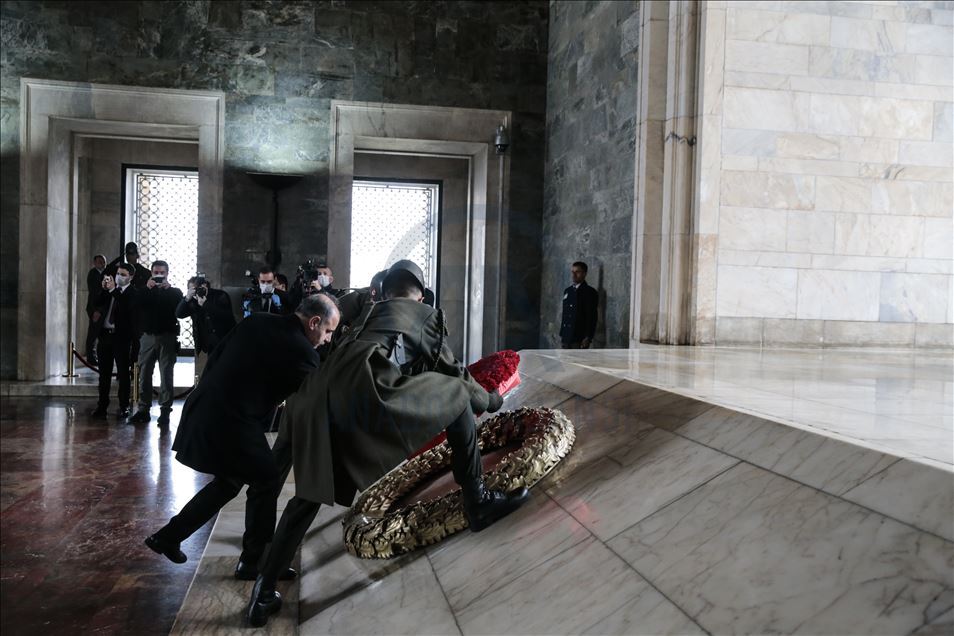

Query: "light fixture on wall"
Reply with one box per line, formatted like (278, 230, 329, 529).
(494, 124, 510, 155)
(246, 171, 303, 271)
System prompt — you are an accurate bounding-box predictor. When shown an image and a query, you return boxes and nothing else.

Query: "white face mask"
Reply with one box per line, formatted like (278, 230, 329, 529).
(317, 274, 331, 288)
(260, 283, 274, 295)
(115, 274, 130, 287)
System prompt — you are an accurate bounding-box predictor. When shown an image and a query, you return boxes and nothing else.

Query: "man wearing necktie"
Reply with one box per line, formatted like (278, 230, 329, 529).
(91, 263, 139, 419)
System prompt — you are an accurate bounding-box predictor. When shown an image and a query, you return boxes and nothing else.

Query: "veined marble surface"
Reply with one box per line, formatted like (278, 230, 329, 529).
(521, 346, 954, 468)
(174, 348, 954, 635)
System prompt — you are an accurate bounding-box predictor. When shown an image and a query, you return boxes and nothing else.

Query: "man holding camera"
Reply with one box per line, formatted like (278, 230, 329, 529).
(128, 261, 183, 427)
(176, 276, 236, 378)
(243, 267, 291, 317)
(91, 263, 138, 419)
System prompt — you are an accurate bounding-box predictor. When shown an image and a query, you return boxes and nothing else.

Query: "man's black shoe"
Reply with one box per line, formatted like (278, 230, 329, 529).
(464, 485, 531, 532)
(234, 561, 297, 581)
(128, 410, 150, 424)
(144, 534, 187, 564)
(90, 407, 108, 418)
(246, 576, 282, 628)
(157, 411, 170, 427)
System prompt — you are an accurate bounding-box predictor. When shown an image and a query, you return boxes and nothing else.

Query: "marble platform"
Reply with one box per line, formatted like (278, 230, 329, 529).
(173, 347, 954, 635)
(1, 358, 197, 398)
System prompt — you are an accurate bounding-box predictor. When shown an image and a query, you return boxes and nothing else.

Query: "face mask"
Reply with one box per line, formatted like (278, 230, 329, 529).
(317, 274, 331, 287)
(115, 274, 129, 286)
(260, 283, 274, 295)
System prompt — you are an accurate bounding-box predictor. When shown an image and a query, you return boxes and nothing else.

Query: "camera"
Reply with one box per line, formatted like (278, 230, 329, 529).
(194, 274, 208, 298)
(494, 124, 510, 155)
(152, 275, 166, 284)
(294, 259, 322, 297)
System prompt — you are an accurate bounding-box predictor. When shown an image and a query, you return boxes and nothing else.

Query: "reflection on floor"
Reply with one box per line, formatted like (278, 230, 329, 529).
(0, 398, 211, 634)
(1, 356, 197, 397)
(174, 347, 954, 635)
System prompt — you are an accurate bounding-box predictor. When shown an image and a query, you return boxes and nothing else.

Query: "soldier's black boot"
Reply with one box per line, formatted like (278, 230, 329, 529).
(245, 575, 282, 627)
(462, 481, 530, 532)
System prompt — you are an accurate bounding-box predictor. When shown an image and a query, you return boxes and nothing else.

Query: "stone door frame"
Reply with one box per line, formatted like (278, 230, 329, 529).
(18, 78, 224, 380)
(329, 100, 510, 363)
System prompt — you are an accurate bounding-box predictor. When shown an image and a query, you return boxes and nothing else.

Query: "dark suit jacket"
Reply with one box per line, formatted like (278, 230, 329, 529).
(171, 313, 320, 482)
(560, 281, 598, 344)
(176, 288, 236, 353)
(104, 256, 151, 288)
(86, 268, 104, 314)
(97, 285, 139, 340)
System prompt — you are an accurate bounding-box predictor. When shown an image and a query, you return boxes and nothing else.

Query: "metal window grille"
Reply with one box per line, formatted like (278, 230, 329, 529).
(126, 169, 199, 352)
(350, 181, 440, 294)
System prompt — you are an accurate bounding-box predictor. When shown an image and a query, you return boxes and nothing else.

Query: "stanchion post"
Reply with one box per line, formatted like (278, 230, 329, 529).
(132, 362, 140, 405)
(61, 341, 79, 378)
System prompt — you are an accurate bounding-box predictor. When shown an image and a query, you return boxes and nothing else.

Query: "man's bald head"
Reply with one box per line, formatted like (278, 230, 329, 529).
(296, 292, 340, 347)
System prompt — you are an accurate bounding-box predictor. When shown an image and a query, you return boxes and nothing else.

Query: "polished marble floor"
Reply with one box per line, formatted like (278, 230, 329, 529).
(522, 346, 954, 467)
(0, 397, 211, 635)
(172, 350, 953, 635)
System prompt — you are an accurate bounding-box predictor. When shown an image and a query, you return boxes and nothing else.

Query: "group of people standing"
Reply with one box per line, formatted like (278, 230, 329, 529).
(85, 242, 236, 426)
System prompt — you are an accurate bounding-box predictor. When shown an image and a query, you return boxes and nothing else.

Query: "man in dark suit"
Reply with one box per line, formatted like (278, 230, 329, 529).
(84, 254, 107, 364)
(176, 275, 236, 378)
(559, 261, 598, 349)
(144, 294, 340, 583)
(105, 242, 151, 288)
(91, 263, 138, 419)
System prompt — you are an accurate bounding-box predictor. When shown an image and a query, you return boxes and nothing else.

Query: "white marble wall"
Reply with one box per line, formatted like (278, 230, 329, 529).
(704, 0, 953, 347)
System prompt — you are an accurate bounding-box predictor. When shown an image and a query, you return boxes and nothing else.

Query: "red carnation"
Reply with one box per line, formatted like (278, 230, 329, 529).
(408, 350, 522, 458)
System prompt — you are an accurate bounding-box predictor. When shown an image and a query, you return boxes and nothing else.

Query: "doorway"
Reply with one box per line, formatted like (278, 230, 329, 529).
(123, 166, 200, 352)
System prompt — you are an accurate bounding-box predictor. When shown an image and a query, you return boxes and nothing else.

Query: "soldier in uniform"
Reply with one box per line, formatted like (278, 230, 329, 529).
(245, 260, 528, 627)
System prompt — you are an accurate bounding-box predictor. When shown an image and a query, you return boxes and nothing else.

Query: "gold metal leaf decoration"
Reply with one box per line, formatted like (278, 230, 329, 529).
(342, 407, 575, 559)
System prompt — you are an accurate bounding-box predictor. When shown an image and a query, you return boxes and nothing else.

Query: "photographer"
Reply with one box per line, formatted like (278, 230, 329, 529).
(177, 275, 236, 378)
(91, 264, 138, 419)
(288, 261, 347, 311)
(243, 267, 291, 317)
(105, 242, 151, 288)
(129, 261, 183, 427)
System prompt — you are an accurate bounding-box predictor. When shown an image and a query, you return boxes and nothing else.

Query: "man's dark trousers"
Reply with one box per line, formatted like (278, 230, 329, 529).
(85, 309, 101, 361)
(97, 331, 132, 411)
(258, 407, 483, 589)
(152, 470, 282, 566)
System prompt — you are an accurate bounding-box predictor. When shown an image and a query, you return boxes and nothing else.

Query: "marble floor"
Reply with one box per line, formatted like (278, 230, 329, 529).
(0, 397, 212, 635)
(1, 357, 197, 398)
(522, 346, 954, 468)
(172, 347, 953, 635)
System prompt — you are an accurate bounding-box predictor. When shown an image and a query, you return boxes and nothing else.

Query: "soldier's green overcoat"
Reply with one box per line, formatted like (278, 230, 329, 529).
(276, 297, 490, 505)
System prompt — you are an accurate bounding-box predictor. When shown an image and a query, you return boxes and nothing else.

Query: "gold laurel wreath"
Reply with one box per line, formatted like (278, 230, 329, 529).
(342, 407, 575, 559)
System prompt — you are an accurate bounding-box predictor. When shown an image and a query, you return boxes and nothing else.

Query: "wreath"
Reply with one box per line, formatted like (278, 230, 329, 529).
(342, 406, 575, 559)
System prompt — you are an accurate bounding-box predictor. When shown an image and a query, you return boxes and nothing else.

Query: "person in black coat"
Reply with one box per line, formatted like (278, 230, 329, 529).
(84, 254, 107, 363)
(176, 275, 236, 376)
(91, 263, 139, 419)
(144, 294, 340, 581)
(559, 261, 598, 349)
(105, 242, 151, 288)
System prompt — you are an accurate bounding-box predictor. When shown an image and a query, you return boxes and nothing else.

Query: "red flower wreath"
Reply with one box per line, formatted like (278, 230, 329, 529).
(409, 350, 522, 458)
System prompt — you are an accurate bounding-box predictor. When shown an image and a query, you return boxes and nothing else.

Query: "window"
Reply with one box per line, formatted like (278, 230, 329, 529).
(350, 180, 441, 297)
(124, 167, 199, 351)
